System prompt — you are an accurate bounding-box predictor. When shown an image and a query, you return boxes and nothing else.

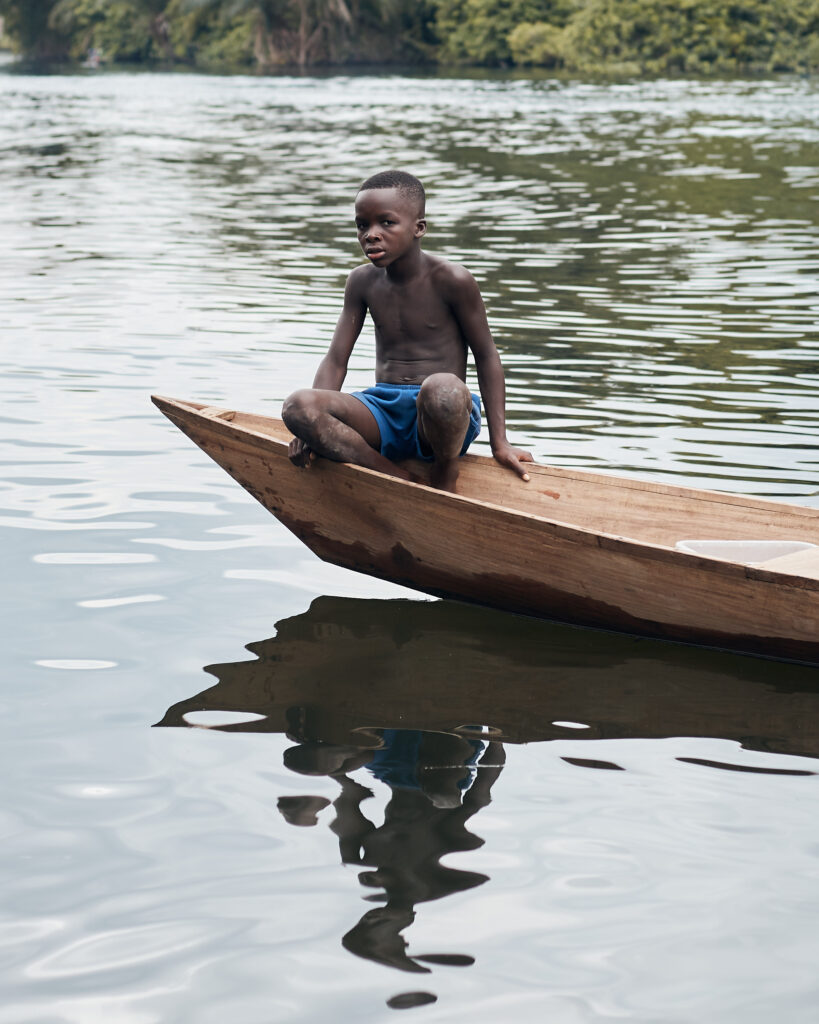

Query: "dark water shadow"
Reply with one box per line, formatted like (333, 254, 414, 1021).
(158, 595, 819, 758)
(156, 595, 819, 1004)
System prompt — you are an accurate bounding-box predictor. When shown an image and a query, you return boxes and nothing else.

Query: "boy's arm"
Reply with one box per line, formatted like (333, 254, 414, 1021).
(446, 267, 533, 480)
(312, 268, 369, 389)
(287, 269, 368, 465)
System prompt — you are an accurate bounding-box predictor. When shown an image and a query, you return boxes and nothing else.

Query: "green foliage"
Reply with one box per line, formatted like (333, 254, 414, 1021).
(1, 0, 817, 71)
(165, 0, 437, 67)
(191, 0, 358, 68)
(507, 19, 566, 65)
(347, 0, 439, 63)
(0, 0, 66, 57)
(433, 0, 571, 65)
(163, 0, 256, 67)
(560, 0, 819, 74)
(48, 0, 166, 62)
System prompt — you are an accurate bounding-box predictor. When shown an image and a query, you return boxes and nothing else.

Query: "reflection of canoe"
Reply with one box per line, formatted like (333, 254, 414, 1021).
(152, 396, 819, 662)
(156, 596, 819, 762)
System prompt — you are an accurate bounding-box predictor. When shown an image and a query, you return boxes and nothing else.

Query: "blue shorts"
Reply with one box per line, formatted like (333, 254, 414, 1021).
(351, 382, 481, 462)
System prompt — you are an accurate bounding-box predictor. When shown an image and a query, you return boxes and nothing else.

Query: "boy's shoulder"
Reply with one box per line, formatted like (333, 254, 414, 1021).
(424, 253, 480, 297)
(345, 262, 379, 296)
(424, 252, 472, 279)
(347, 262, 377, 283)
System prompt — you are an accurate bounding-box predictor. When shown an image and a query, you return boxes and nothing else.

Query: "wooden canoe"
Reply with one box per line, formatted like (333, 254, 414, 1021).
(152, 396, 819, 663)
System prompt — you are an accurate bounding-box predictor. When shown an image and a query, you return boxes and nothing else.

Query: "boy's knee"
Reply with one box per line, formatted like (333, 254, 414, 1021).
(282, 388, 318, 432)
(418, 374, 471, 422)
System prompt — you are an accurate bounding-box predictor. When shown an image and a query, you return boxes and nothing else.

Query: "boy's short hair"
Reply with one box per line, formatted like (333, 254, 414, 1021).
(358, 170, 425, 214)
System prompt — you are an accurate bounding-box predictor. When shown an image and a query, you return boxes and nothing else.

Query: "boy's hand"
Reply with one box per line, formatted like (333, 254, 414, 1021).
(492, 442, 534, 482)
(288, 437, 316, 468)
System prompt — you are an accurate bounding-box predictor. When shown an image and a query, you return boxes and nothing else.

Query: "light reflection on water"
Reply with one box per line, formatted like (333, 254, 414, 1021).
(1, 69, 819, 1021)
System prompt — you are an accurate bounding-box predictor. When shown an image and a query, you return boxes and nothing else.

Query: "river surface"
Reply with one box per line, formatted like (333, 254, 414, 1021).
(1, 66, 818, 1022)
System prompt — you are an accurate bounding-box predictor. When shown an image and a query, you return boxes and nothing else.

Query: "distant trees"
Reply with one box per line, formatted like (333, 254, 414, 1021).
(173, 0, 356, 68)
(434, 0, 575, 65)
(44, 0, 175, 62)
(559, 0, 819, 74)
(1, 0, 817, 72)
(0, 0, 64, 58)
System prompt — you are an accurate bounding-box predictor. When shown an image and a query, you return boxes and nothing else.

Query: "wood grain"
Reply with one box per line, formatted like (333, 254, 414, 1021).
(152, 395, 819, 662)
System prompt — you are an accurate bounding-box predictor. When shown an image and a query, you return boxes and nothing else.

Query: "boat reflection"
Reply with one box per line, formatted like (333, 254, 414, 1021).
(158, 595, 819, 758)
(156, 595, 819, 993)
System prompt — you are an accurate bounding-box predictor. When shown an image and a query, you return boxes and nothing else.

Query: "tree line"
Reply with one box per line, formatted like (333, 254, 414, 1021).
(2, 0, 818, 73)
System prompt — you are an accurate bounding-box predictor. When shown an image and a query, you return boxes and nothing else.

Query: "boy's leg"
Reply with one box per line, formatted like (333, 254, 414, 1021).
(282, 388, 414, 480)
(416, 373, 472, 492)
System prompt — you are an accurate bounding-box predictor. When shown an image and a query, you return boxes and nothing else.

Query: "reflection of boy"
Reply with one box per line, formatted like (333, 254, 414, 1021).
(279, 730, 505, 975)
(283, 170, 533, 492)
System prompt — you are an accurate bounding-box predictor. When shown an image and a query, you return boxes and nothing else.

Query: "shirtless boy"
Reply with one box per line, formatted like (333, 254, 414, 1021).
(282, 170, 532, 492)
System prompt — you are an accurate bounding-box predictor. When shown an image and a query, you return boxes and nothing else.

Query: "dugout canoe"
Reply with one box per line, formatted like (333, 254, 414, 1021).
(152, 395, 819, 663)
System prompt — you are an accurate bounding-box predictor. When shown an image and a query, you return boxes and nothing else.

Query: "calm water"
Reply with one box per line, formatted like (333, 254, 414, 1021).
(2, 67, 819, 1022)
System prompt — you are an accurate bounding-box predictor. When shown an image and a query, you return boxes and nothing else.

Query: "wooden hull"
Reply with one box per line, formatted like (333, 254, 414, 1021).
(152, 396, 819, 663)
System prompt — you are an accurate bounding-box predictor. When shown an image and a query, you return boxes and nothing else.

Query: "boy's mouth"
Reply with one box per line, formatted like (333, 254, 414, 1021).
(366, 248, 386, 260)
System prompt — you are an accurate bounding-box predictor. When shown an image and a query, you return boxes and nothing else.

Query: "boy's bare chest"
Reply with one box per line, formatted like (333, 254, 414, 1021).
(366, 283, 454, 340)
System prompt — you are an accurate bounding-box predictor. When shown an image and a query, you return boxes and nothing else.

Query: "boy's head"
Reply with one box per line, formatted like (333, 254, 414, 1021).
(357, 170, 425, 217)
(355, 170, 427, 267)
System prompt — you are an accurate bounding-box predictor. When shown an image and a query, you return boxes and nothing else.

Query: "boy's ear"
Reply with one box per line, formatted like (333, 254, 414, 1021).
(415, 217, 427, 238)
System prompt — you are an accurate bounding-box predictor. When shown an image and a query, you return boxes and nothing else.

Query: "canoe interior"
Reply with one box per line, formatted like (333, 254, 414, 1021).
(164, 399, 819, 563)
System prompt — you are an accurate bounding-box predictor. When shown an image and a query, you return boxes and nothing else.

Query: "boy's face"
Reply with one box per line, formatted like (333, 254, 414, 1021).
(354, 187, 426, 267)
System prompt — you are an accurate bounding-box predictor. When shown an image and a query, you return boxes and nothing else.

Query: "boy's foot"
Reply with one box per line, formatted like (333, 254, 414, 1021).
(429, 458, 460, 493)
(283, 387, 406, 479)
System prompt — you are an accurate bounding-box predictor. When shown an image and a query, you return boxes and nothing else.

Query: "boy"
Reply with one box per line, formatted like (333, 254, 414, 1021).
(282, 170, 532, 492)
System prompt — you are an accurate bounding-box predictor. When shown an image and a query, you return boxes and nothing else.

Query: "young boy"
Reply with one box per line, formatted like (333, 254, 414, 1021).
(282, 170, 532, 492)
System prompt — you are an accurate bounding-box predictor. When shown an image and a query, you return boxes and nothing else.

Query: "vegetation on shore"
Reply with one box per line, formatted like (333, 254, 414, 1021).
(1, 0, 817, 73)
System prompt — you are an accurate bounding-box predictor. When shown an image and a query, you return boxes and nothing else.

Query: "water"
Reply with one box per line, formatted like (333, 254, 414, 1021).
(1, 67, 818, 1022)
